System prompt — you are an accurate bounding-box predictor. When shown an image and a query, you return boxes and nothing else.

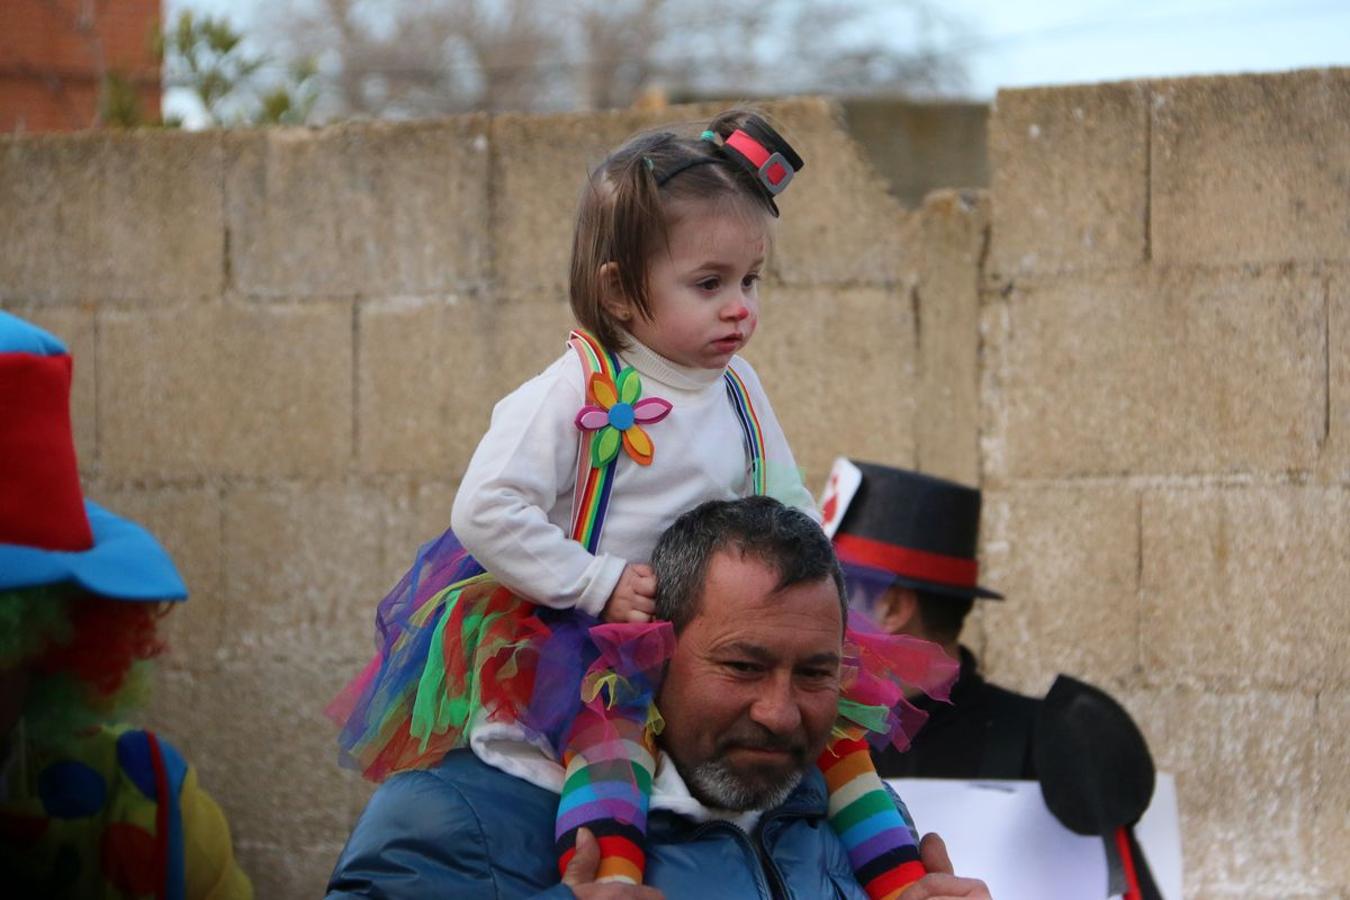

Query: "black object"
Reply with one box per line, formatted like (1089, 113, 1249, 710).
(872, 646, 1039, 780)
(1034, 674, 1162, 900)
(833, 462, 1003, 600)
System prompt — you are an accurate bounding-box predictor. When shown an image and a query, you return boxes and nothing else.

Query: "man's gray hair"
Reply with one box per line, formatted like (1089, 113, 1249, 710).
(651, 496, 846, 631)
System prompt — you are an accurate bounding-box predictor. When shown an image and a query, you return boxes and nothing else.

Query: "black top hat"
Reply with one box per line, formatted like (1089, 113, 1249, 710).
(831, 461, 1002, 600)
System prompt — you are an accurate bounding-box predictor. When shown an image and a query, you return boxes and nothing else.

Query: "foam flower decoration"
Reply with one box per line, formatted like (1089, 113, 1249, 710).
(574, 367, 672, 466)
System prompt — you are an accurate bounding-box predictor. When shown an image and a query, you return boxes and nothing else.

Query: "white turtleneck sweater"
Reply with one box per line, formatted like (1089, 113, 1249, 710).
(450, 335, 815, 617)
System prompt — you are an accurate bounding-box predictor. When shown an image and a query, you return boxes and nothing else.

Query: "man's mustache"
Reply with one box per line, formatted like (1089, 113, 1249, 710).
(715, 724, 808, 758)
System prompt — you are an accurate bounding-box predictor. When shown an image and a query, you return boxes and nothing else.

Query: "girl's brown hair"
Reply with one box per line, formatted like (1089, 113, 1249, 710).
(568, 108, 783, 351)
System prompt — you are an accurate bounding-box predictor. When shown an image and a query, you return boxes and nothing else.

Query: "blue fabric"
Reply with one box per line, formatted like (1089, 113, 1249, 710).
(0, 310, 67, 354)
(0, 502, 188, 600)
(37, 760, 107, 819)
(327, 750, 871, 900)
(156, 734, 190, 900)
(113, 730, 189, 900)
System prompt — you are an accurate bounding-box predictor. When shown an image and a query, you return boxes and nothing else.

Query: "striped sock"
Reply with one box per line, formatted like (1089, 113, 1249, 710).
(555, 707, 655, 885)
(819, 736, 926, 900)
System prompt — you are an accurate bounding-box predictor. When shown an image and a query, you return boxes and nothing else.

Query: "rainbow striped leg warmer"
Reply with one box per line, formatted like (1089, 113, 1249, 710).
(819, 735, 926, 900)
(555, 705, 656, 885)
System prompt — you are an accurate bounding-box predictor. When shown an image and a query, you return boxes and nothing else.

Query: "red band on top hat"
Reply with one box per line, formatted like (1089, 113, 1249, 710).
(834, 533, 978, 589)
(0, 352, 93, 552)
(724, 129, 791, 187)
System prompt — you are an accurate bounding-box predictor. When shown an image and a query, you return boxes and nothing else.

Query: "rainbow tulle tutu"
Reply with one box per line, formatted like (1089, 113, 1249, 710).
(329, 528, 960, 783)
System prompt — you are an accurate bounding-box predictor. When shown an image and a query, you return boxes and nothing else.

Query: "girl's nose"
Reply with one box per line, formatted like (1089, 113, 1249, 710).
(724, 300, 750, 321)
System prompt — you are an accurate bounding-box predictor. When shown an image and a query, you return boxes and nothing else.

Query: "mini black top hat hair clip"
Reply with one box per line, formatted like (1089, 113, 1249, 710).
(718, 115, 804, 216)
(654, 115, 805, 217)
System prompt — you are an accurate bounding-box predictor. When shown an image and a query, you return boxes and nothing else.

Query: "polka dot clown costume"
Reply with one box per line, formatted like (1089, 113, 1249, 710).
(0, 311, 252, 900)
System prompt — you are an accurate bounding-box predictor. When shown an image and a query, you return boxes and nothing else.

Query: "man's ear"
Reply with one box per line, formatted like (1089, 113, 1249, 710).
(597, 262, 633, 323)
(879, 587, 921, 636)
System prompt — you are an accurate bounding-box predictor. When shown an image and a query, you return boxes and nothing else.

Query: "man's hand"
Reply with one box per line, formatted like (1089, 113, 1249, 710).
(561, 828, 664, 898)
(899, 833, 992, 900)
(601, 564, 657, 624)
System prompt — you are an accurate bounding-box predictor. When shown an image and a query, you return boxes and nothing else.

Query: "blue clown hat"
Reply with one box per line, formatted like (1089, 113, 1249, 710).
(0, 311, 187, 601)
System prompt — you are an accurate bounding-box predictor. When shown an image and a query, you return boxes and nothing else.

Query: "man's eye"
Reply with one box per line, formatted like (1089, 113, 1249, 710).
(726, 660, 761, 674)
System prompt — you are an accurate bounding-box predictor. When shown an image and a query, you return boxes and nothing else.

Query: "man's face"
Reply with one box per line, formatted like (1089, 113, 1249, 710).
(656, 549, 843, 811)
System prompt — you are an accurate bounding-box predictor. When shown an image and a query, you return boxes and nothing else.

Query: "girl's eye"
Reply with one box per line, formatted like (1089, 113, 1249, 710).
(742, 273, 760, 289)
(697, 278, 721, 292)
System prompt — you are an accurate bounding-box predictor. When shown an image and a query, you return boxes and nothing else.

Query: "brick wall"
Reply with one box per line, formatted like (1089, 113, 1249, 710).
(1, 0, 160, 132)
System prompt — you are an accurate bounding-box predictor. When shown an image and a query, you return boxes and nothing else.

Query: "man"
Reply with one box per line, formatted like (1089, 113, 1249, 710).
(327, 497, 989, 899)
(823, 460, 1038, 780)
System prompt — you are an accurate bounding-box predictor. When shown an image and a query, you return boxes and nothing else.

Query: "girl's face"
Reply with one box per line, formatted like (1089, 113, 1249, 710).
(622, 201, 770, 370)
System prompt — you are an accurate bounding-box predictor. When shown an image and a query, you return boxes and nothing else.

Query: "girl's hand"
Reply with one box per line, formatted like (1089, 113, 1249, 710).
(602, 563, 657, 623)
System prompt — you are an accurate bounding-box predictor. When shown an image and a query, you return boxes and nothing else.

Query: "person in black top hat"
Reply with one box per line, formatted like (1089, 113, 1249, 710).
(819, 459, 1039, 779)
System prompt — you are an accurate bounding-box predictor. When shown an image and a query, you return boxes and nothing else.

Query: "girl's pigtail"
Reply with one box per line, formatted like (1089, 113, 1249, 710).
(607, 144, 668, 327)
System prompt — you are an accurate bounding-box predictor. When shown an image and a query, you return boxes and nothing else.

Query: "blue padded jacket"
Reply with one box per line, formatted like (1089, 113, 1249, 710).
(326, 750, 876, 899)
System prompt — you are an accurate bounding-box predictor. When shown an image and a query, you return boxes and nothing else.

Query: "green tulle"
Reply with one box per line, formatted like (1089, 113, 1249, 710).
(409, 585, 524, 750)
(834, 696, 891, 735)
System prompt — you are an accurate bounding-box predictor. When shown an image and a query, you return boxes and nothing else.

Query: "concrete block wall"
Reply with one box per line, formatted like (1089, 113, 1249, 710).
(1, 98, 961, 896)
(979, 69, 1349, 897)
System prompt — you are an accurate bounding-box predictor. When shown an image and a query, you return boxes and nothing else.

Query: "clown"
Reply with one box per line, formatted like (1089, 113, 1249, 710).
(0, 311, 251, 899)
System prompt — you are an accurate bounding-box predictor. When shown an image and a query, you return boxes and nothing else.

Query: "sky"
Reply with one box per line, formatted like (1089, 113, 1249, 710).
(163, 0, 1350, 122)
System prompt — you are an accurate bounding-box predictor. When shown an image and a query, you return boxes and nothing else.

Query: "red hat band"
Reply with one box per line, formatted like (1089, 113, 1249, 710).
(833, 533, 979, 590)
(724, 128, 796, 195)
(0, 352, 94, 552)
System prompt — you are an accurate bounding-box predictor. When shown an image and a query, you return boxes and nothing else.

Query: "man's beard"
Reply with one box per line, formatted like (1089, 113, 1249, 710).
(680, 724, 812, 812)
(685, 758, 804, 812)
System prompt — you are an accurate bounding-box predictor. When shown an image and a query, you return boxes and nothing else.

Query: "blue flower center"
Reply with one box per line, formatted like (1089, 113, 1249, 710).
(608, 402, 635, 430)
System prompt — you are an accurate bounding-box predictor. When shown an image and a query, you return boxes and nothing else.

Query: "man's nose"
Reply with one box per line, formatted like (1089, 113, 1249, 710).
(748, 673, 802, 735)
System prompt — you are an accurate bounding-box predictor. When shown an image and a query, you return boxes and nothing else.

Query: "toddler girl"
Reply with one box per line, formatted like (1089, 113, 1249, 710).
(330, 109, 955, 899)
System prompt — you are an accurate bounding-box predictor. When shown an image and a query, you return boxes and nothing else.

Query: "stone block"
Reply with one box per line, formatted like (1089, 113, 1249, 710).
(1151, 69, 1350, 266)
(1141, 486, 1350, 692)
(4, 304, 98, 466)
(226, 118, 491, 299)
(742, 285, 916, 489)
(0, 137, 96, 304)
(985, 268, 1325, 480)
(86, 483, 225, 664)
(977, 486, 1140, 690)
(1315, 692, 1350, 890)
(1326, 274, 1348, 481)
(0, 131, 224, 304)
(988, 81, 1148, 280)
(766, 98, 909, 286)
(1119, 688, 1318, 896)
(141, 656, 372, 853)
(236, 843, 348, 900)
(912, 189, 988, 485)
(98, 302, 352, 479)
(490, 103, 719, 295)
(357, 295, 489, 476)
(222, 481, 414, 660)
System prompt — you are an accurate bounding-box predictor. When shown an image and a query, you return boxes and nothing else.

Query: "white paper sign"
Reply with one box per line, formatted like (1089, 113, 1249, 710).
(889, 775, 1183, 900)
(818, 457, 862, 538)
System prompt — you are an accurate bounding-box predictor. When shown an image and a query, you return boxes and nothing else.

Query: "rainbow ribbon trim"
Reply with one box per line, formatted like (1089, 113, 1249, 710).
(722, 364, 766, 497)
(568, 330, 624, 553)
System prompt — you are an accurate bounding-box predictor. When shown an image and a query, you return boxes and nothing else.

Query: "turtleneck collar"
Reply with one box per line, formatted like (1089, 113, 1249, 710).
(616, 334, 728, 392)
